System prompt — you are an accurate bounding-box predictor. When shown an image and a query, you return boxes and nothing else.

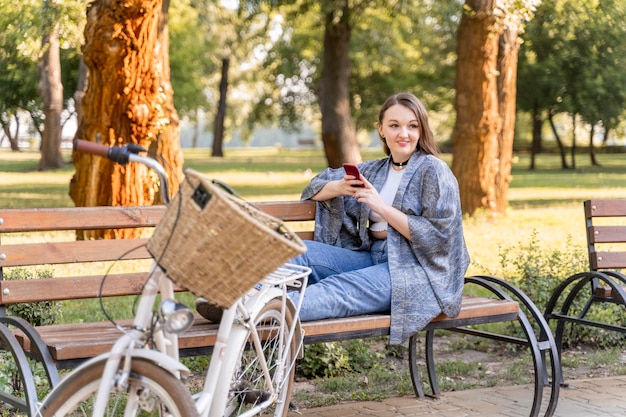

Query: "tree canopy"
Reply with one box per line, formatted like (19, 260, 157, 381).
(517, 0, 626, 168)
(2, 0, 626, 217)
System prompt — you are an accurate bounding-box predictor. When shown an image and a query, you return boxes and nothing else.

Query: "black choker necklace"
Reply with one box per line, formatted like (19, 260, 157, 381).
(391, 158, 408, 168)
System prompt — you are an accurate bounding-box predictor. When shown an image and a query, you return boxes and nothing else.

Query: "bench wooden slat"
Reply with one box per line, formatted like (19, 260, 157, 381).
(0, 273, 174, 304)
(251, 201, 316, 221)
(594, 286, 625, 299)
(14, 296, 518, 362)
(0, 239, 151, 267)
(588, 226, 626, 244)
(584, 200, 626, 298)
(0, 206, 165, 232)
(585, 199, 626, 217)
(590, 251, 626, 270)
(0, 203, 313, 233)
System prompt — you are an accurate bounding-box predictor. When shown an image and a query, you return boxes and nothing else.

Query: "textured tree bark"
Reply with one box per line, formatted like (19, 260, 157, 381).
(212, 57, 229, 157)
(38, 23, 65, 170)
(318, 3, 361, 168)
(452, 0, 522, 216)
(69, 0, 182, 239)
(451, 0, 501, 215)
(494, 26, 519, 214)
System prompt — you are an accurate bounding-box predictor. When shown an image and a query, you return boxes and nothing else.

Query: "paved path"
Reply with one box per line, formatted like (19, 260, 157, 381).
(288, 376, 626, 417)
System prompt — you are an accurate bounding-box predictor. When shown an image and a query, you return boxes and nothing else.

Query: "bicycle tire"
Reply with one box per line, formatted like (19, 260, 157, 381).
(39, 357, 198, 417)
(214, 297, 297, 417)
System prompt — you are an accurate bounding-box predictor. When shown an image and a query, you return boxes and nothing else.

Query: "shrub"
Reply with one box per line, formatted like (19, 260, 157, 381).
(496, 231, 626, 347)
(498, 231, 587, 309)
(298, 342, 351, 378)
(3, 267, 60, 325)
(297, 338, 388, 378)
(0, 267, 59, 407)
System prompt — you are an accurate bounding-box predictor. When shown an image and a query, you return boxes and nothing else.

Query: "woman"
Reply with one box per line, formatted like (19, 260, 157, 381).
(288, 92, 470, 344)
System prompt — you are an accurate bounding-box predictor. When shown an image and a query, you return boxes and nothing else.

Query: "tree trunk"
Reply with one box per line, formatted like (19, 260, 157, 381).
(1, 113, 20, 151)
(589, 123, 600, 166)
(547, 110, 569, 169)
(451, 0, 501, 215)
(38, 23, 65, 170)
(192, 112, 200, 149)
(529, 103, 542, 170)
(69, 0, 182, 239)
(571, 113, 577, 170)
(318, 2, 360, 168)
(602, 126, 610, 144)
(74, 57, 89, 129)
(494, 26, 519, 214)
(212, 57, 229, 157)
(148, 0, 183, 205)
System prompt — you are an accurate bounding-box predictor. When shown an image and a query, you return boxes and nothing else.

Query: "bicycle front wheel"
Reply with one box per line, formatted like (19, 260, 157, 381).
(39, 357, 198, 417)
(217, 297, 297, 417)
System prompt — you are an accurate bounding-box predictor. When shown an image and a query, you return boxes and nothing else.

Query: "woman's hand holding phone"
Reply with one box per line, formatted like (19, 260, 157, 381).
(343, 163, 365, 188)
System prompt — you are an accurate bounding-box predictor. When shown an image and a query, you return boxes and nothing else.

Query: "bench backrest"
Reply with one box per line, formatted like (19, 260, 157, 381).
(584, 199, 626, 271)
(0, 201, 316, 308)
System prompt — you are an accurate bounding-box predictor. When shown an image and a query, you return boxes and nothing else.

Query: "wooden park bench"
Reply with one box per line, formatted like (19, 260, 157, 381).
(297, 138, 316, 147)
(544, 199, 626, 384)
(0, 200, 561, 417)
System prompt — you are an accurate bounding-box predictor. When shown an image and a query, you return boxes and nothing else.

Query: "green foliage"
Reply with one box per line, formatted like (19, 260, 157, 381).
(3, 267, 60, 326)
(497, 231, 626, 347)
(295, 359, 413, 406)
(498, 231, 587, 309)
(298, 342, 351, 378)
(518, 0, 626, 129)
(0, 352, 52, 410)
(297, 338, 387, 378)
(0, 0, 84, 130)
(0, 267, 57, 411)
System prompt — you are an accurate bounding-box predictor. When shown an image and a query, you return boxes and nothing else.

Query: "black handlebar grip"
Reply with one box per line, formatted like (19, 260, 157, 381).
(73, 139, 110, 158)
(74, 139, 131, 165)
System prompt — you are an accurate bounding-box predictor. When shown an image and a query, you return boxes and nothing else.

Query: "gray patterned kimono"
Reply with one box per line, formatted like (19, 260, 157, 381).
(301, 151, 470, 344)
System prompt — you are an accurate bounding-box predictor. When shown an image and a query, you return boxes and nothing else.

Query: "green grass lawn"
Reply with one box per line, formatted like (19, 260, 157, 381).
(2, 147, 626, 277)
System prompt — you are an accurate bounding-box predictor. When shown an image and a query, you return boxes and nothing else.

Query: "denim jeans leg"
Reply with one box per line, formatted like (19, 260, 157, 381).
(289, 240, 374, 285)
(295, 262, 392, 321)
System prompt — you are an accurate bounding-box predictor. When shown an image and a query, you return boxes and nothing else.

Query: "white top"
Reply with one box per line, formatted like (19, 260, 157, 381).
(369, 167, 404, 234)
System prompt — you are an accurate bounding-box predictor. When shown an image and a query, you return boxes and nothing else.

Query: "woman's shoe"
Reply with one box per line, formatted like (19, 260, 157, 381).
(195, 297, 223, 323)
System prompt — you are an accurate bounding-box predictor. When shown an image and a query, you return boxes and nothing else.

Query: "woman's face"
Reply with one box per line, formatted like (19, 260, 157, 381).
(378, 104, 420, 163)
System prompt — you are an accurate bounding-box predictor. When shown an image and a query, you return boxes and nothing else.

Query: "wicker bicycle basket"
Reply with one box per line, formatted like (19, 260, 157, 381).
(146, 169, 306, 308)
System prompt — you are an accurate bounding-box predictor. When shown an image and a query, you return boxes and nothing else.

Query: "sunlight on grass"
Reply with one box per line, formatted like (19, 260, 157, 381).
(462, 205, 588, 276)
(3, 147, 626, 276)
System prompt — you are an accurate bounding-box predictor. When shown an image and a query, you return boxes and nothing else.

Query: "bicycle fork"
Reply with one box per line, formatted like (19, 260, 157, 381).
(91, 264, 189, 417)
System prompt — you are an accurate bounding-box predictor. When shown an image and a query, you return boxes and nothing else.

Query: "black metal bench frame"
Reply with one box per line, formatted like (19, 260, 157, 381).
(544, 199, 626, 386)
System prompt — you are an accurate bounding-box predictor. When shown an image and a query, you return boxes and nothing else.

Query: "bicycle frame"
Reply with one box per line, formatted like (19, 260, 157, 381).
(90, 261, 307, 417)
(206, 269, 307, 417)
(62, 141, 309, 417)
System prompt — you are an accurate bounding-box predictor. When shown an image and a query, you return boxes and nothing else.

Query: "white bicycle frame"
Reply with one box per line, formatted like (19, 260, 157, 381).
(51, 146, 309, 417)
(87, 259, 308, 417)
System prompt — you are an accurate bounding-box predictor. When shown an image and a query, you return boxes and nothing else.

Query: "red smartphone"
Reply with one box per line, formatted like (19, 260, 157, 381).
(342, 163, 364, 187)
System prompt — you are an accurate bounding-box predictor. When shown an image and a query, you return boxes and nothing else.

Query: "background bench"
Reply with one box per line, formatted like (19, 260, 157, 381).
(1, 200, 560, 417)
(544, 199, 626, 385)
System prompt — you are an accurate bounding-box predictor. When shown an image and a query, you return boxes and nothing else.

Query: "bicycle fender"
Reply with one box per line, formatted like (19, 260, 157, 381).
(128, 349, 192, 378)
(64, 348, 192, 379)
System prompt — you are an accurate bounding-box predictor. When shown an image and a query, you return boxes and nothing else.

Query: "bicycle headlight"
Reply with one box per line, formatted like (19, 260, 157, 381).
(159, 299, 194, 334)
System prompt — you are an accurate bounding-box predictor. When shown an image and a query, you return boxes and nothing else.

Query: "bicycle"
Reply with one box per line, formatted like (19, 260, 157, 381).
(38, 140, 311, 417)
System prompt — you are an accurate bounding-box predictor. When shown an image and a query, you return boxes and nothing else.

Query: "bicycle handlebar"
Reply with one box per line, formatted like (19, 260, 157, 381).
(73, 139, 171, 205)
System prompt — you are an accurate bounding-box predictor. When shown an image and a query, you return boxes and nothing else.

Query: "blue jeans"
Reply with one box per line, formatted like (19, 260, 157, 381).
(288, 240, 391, 321)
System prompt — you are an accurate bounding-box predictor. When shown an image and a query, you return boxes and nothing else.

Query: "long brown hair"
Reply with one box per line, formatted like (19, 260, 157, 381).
(377, 92, 439, 157)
